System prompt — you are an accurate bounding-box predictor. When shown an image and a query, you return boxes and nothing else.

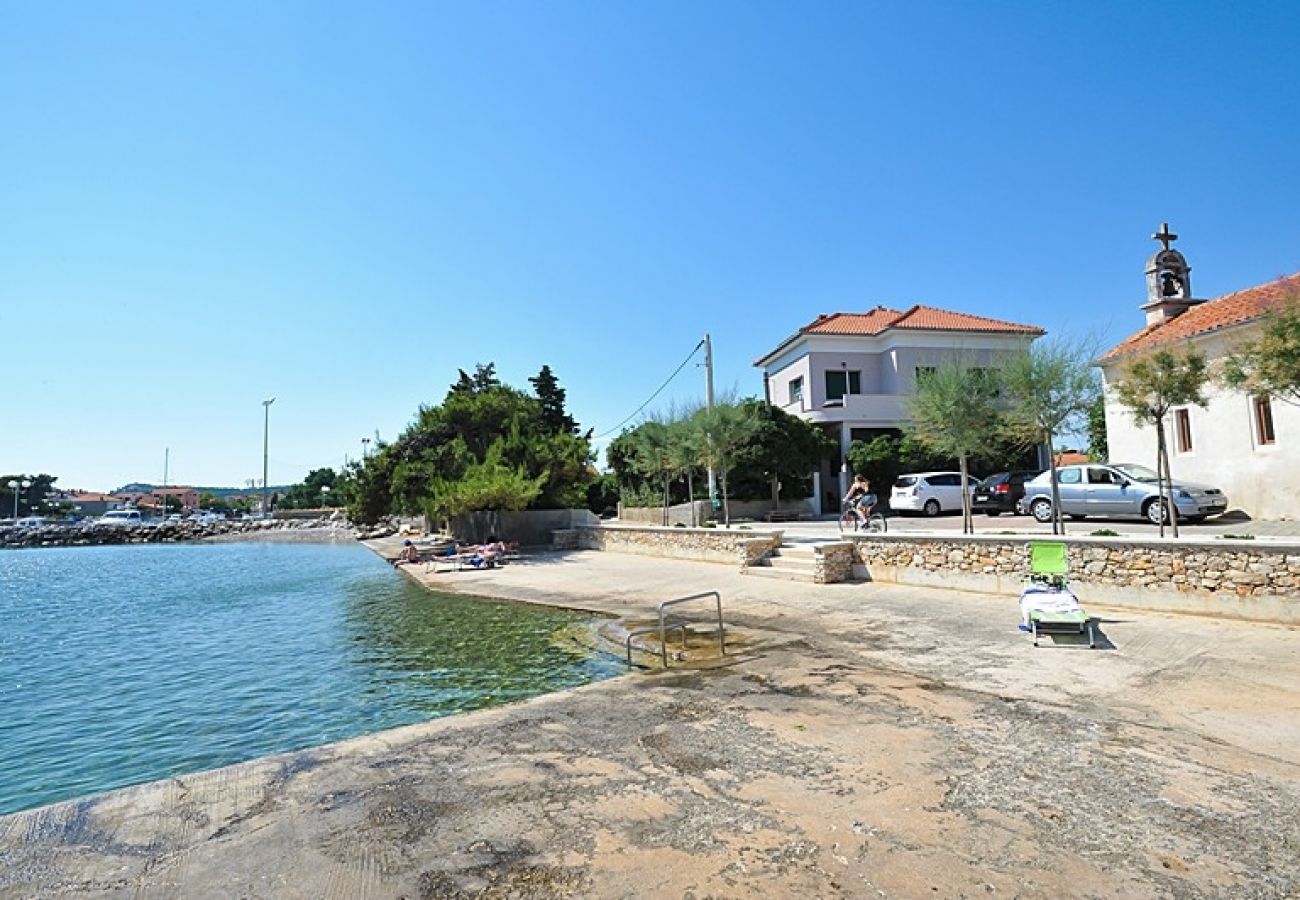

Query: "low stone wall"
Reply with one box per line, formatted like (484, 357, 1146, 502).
(452, 509, 598, 546)
(574, 524, 783, 567)
(618, 499, 812, 526)
(847, 534, 1300, 624)
(813, 542, 854, 584)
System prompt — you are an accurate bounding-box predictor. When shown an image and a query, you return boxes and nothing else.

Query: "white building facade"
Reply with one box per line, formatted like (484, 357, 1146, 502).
(755, 305, 1044, 514)
(1098, 226, 1300, 520)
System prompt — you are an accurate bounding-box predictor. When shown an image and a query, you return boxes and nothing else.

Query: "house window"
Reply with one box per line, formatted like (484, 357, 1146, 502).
(1254, 396, 1276, 445)
(1174, 408, 1193, 453)
(825, 370, 861, 402)
(789, 377, 803, 405)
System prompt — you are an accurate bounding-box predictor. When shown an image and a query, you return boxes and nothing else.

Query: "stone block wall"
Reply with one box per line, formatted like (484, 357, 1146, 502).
(848, 534, 1300, 624)
(813, 542, 854, 584)
(575, 524, 783, 566)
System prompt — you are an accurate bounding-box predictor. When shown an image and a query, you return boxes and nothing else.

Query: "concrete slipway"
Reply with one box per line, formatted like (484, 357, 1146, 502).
(1, 543, 1298, 898)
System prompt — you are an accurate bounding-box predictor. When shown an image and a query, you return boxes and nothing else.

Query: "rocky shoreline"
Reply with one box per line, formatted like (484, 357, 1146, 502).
(0, 518, 358, 549)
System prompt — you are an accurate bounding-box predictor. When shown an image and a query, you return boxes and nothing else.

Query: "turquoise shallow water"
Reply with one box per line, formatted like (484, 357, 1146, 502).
(0, 541, 620, 816)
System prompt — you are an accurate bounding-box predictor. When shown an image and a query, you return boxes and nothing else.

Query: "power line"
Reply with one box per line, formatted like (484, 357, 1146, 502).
(592, 340, 705, 439)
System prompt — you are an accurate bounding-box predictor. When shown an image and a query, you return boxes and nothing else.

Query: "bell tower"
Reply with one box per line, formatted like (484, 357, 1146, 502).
(1141, 222, 1202, 326)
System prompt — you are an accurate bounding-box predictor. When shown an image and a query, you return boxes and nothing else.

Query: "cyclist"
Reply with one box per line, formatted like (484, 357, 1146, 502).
(842, 475, 876, 528)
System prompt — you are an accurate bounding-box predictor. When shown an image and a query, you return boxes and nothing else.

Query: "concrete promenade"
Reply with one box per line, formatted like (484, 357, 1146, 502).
(2, 545, 1298, 897)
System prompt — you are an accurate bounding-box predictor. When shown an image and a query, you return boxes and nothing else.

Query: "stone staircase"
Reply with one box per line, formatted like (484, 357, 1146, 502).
(744, 541, 819, 582)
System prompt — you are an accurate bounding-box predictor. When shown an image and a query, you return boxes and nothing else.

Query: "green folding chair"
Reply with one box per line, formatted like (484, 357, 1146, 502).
(1024, 541, 1095, 649)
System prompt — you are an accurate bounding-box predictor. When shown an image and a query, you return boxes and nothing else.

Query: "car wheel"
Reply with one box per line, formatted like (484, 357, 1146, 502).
(985, 510, 1002, 517)
(1030, 499, 1053, 523)
(923, 499, 941, 517)
(1144, 498, 1169, 525)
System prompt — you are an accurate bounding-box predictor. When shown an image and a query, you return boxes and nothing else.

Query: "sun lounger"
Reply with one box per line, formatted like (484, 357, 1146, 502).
(1022, 541, 1096, 649)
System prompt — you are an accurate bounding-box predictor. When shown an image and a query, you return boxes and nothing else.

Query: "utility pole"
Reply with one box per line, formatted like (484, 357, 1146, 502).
(704, 333, 717, 509)
(162, 447, 169, 518)
(262, 397, 276, 517)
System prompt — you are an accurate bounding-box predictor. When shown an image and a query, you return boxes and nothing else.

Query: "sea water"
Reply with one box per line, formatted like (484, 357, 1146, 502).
(0, 541, 619, 816)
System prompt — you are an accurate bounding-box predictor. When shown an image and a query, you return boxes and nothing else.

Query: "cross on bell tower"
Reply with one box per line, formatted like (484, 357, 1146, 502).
(1152, 222, 1178, 252)
(1141, 222, 1200, 326)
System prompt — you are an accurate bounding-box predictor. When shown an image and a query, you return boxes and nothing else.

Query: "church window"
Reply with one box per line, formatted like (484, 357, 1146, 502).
(1174, 409, 1193, 453)
(1254, 396, 1276, 446)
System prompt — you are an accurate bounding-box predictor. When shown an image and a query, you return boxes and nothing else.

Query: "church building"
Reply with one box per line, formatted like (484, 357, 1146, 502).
(1097, 224, 1300, 519)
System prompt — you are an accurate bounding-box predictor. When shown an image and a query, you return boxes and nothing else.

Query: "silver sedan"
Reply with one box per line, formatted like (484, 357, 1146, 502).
(1021, 463, 1228, 525)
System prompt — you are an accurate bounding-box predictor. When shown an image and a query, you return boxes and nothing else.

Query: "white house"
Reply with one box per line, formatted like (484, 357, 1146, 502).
(1097, 225, 1300, 520)
(754, 305, 1044, 513)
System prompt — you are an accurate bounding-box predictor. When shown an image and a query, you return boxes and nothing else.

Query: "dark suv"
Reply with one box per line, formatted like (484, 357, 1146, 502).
(972, 470, 1041, 516)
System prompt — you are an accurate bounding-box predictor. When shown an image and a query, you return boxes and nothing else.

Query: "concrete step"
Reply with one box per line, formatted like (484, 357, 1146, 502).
(744, 564, 816, 582)
(761, 554, 816, 570)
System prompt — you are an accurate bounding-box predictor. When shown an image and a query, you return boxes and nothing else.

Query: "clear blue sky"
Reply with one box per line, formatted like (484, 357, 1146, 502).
(3, 2, 1297, 491)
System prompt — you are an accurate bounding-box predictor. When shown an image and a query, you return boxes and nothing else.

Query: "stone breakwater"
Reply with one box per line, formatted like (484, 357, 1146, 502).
(0, 518, 355, 550)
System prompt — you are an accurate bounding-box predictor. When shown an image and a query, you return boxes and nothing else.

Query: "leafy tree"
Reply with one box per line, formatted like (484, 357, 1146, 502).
(1086, 393, 1109, 462)
(424, 444, 545, 538)
(728, 400, 835, 504)
(691, 401, 759, 526)
(530, 364, 579, 435)
(2, 474, 59, 519)
(278, 468, 338, 510)
(628, 420, 675, 524)
(585, 472, 620, 517)
(343, 363, 592, 527)
(1221, 290, 1300, 404)
(1112, 347, 1209, 537)
(904, 360, 1005, 533)
(1001, 338, 1101, 534)
(845, 432, 948, 502)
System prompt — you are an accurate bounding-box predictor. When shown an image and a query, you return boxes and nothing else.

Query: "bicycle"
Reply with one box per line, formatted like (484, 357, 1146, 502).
(839, 502, 887, 534)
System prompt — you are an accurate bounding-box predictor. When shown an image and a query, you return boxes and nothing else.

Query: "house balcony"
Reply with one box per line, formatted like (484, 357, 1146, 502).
(780, 394, 910, 426)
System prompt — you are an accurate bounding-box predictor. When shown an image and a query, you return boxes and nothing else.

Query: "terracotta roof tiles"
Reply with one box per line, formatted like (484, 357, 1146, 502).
(801, 305, 1044, 337)
(1101, 272, 1300, 361)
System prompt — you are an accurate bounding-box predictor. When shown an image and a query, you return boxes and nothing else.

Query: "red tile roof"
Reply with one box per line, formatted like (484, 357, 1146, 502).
(802, 305, 1045, 337)
(1101, 272, 1300, 361)
(755, 304, 1044, 366)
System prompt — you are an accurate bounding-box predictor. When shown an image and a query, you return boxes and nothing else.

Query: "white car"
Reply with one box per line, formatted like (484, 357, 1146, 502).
(891, 471, 979, 516)
(15, 516, 48, 528)
(97, 510, 144, 527)
(191, 511, 227, 525)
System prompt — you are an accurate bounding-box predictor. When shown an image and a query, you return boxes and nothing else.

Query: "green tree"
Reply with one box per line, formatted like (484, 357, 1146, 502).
(1112, 347, 1209, 538)
(728, 400, 835, 504)
(1222, 290, 1300, 404)
(279, 468, 338, 510)
(691, 401, 759, 526)
(904, 360, 1004, 533)
(3, 474, 59, 519)
(424, 444, 545, 539)
(1086, 393, 1109, 462)
(530, 364, 579, 435)
(1001, 338, 1101, 534)
(628, 420, 675, 524)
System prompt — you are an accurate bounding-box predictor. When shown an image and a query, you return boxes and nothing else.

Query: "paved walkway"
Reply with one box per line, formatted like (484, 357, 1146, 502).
(2, 547, 1298, 898)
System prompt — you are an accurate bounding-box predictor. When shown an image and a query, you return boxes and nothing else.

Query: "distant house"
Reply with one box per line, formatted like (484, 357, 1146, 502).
(1097, 224, 1300, 519)
(53, 491, 123, 518)
(149, 487, 201, 511)
(754, 305, 1044, 513)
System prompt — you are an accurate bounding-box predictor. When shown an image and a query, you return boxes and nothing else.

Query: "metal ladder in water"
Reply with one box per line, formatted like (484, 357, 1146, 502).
(624, 591, 727, 669)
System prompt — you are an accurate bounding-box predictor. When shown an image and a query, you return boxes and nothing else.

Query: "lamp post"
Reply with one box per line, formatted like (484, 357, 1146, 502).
(262, 397, 276, 517)
(320, 484, 331, 509)
(361, 437, 370, 459)
(8, 478, 31, 521)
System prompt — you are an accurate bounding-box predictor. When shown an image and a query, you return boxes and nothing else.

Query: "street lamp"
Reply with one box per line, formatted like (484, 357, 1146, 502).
(361, 437, 371, 459)
(319, 484, 331, 510)
(262, 397, 276, 517)
(8, 478, 31, 521)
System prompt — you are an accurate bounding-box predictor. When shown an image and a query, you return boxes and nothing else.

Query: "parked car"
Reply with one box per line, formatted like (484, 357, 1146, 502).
(972, 470, 1042, 516)
(96, 510, 144, 527)
(891, 471, 979, 516)
(1020, 463, 1228, 525)
(15, 516, 48, 528)
(191, 511, 226, 524)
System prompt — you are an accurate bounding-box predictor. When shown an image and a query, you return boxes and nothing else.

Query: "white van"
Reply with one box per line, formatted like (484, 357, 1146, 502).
(15, 516, 48, 528)
(97, 510, 144, 527)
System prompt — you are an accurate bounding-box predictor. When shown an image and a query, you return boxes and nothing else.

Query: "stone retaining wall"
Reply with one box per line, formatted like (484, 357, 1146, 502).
(574, 524, 783, 567)
(813, 542, 854, 584)
(847, 534, 1300, 624)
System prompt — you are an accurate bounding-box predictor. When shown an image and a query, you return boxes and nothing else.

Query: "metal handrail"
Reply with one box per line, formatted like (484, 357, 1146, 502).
(625, 622, 687, 668)
(658, 591, 725, 664)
